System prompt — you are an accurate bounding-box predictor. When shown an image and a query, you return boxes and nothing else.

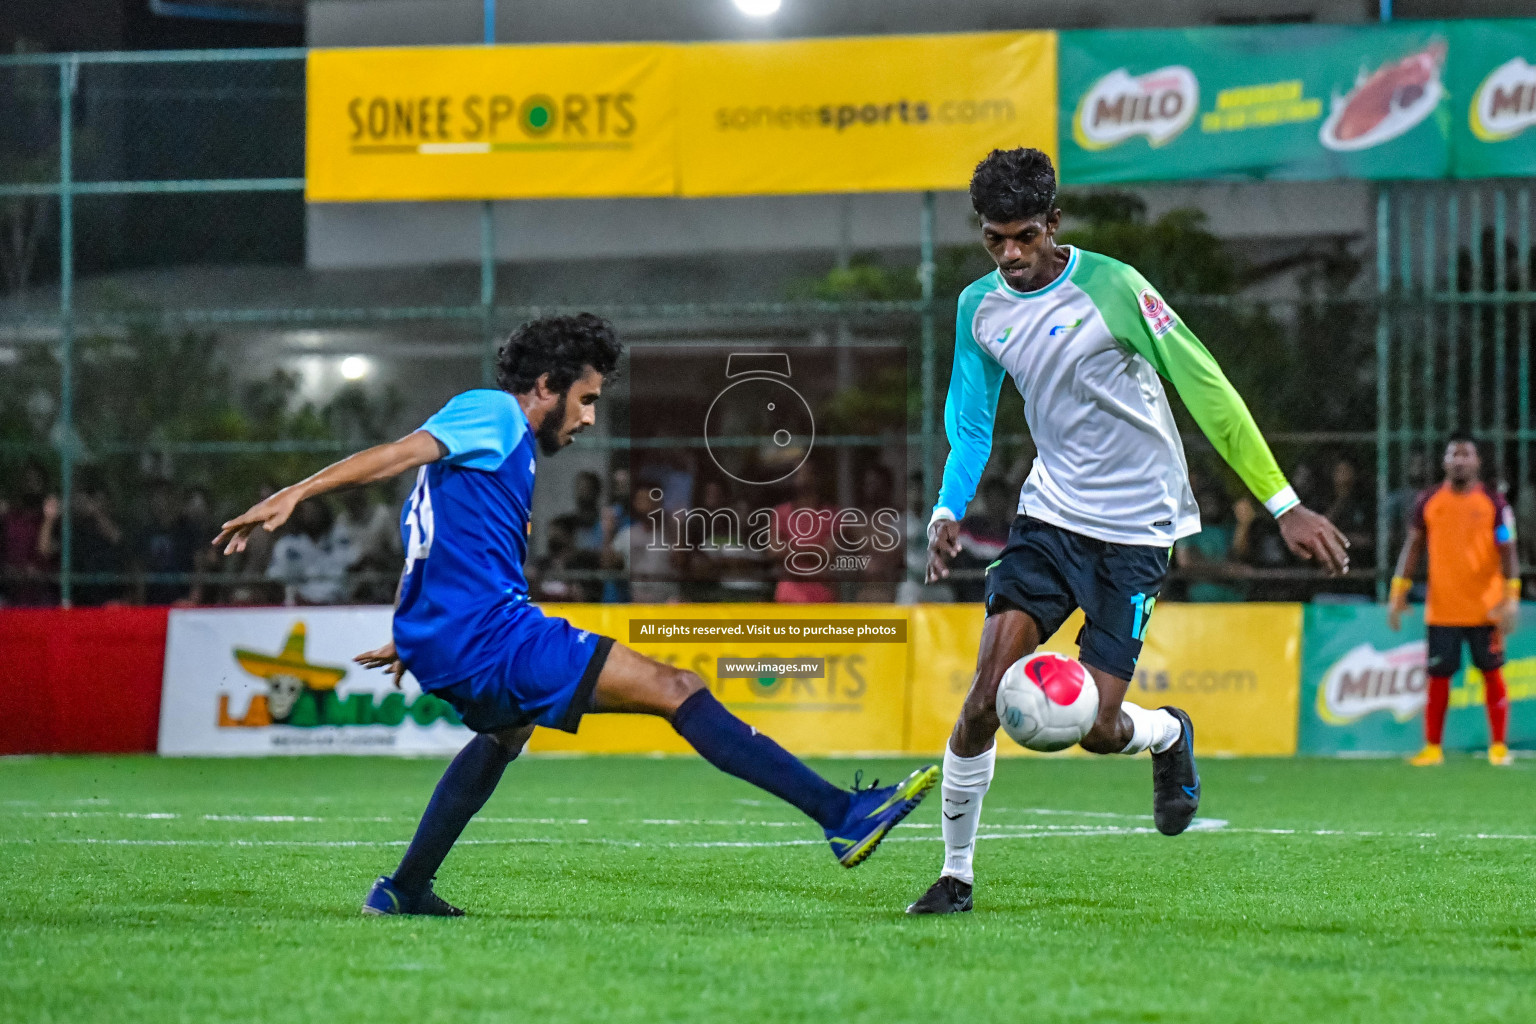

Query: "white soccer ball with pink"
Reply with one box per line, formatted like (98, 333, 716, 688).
(995, 651, 1100, 752)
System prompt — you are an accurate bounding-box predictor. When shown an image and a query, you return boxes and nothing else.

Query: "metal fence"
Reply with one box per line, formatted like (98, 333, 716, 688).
(1, 48, 1533, 607)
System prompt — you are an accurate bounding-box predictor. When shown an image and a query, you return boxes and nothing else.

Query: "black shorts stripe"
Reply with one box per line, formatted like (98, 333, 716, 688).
(557, 635, 616, 734)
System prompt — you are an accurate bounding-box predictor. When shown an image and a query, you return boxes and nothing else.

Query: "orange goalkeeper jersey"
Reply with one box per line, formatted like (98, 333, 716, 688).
(1412, 482, 1516, 626)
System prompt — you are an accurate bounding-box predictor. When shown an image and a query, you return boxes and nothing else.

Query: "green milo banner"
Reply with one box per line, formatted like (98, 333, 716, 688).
(1451, 19, 1536, 178)
(1060, 23, 1454, 183)
(1299, 604, 1536, 755)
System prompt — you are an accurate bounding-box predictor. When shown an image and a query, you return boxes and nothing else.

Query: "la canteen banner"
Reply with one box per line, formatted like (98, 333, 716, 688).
(306, 43, 678, 201)
(1059, 23, 1454, 183)
(159, 608, 471, 756)
(1451, 20, 1536, 179)
(1298, 603, 1536, 755)
(676, 32, 1056, 196)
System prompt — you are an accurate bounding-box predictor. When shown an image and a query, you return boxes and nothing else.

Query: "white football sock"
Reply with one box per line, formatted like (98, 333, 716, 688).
(1119, 703, 1182, 755)
(940, 741, 996, 885)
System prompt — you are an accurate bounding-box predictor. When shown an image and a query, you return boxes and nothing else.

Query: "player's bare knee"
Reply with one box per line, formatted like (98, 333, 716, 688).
(658, 668, 706, 715)
(490, 724, 534, 757)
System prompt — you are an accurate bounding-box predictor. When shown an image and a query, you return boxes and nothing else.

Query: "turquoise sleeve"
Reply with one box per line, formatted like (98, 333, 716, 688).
(419, 390, 526, 471)
(935, 298, 1006, 519)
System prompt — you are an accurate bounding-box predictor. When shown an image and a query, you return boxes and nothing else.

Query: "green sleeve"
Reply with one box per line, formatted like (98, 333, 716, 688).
(1077, 255, 1299, 516)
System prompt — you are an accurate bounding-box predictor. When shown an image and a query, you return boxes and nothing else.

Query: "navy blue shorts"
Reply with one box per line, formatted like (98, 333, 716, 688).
(983, 515, 1171, 680)
(426, 603, 615, 735)
(1426, 624, 1504, 677)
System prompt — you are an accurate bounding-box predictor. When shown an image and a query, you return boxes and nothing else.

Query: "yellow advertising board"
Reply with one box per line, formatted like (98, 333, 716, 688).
(305, 43, 678, 201)
(528, 605, 914, 756)
(526, 602, 1301, 758)
(677, 32, 1058, 196)
(907, 604, 1304, 757)
(304, 32, 1056, 201)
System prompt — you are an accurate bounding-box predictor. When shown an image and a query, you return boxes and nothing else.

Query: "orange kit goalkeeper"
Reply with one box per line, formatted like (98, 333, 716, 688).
(1389, 433, 1522, 767)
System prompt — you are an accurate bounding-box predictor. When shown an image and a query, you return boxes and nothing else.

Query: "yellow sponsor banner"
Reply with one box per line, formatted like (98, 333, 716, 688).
(305, 44, 677, 201)
(527, 605, 912, 756)
(906, 603, 1303, 757)
(678, 32, 1057, 196)
(524, 602, 1300, 757)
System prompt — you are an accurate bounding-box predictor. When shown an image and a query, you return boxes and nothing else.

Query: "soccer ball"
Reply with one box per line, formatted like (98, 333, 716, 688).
(995, 652, 1100, 752)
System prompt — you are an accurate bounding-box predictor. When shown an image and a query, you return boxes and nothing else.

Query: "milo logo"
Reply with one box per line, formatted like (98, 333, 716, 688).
(1073, 66, 1199, 151)
(1470, 57, 1536, 142)
(1316, 640, 1428, 725)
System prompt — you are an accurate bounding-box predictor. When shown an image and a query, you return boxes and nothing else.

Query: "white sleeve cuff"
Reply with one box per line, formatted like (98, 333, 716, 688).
(928, 507, 957, 543)
(1264, 485, 1300, 517)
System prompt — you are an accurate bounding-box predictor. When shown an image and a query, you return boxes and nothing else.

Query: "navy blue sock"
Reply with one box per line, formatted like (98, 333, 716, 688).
(393, 733, 515, 895)
(671, 690, 850, 828)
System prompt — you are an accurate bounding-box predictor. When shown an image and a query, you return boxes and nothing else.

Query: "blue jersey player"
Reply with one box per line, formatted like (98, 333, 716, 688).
(215, 314, 937, 916)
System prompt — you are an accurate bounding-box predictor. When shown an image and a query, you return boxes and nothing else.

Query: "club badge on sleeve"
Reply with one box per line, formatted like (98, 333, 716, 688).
(1139, 289, 1176, 337)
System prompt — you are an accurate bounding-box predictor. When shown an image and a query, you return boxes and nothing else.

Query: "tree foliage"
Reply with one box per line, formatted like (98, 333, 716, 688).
(0, 323, 399, 517)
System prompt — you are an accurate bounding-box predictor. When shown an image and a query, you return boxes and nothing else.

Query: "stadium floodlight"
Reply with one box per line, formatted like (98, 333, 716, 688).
(339, 355, 372, 381)
(732, 0, 782, 17)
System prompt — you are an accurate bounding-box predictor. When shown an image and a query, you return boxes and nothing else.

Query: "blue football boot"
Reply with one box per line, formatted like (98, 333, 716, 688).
(361, 875, 465, 917)
(825, 764, 940, 868)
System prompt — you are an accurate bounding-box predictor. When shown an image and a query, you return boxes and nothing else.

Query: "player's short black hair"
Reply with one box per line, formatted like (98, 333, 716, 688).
(1445, 430, 1478, 449)
(969, 147, 1058, 224)
(496, 313, 622, 395)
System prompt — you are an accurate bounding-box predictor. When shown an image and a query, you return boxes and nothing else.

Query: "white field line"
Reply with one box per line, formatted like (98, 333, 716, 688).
(5, 807, 1155, 826)
(11, 818, 1536, 849)
(0, 827, 1170, 849)
(8, 806, 1536, 846)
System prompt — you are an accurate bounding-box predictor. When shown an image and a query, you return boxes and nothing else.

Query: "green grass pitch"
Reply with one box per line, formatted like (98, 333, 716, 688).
(1, 754, 1533, 1023)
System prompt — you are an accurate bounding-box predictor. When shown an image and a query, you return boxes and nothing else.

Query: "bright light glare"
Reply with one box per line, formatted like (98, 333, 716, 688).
(339, 355, 371, 380)
(732, 0, 781, 16)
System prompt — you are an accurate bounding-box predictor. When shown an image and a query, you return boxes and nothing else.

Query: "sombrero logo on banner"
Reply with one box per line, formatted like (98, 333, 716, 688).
(1072, 65, 1199, 151)
(1470, 56, 1536, 142)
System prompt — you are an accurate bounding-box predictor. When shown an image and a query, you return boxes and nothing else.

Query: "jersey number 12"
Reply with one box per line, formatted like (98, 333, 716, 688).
(1130, 592, 1157, 642)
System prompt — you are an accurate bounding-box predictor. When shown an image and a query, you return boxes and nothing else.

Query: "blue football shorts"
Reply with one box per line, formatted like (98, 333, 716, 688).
(426, 602, 615, 735)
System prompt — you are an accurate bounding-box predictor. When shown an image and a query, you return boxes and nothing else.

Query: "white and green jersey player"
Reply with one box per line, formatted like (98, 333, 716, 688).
(907, 147, 1349, 917)
(935, 245, 1298, 545)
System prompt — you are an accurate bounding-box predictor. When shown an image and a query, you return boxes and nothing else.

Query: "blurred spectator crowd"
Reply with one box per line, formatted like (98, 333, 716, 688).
(0, 459, 403, 608)
(4, 450, 1531, 608)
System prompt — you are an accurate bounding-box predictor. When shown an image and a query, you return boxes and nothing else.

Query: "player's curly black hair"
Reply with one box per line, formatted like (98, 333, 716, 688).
(969, 147, 1058, 224)
(495, 313, 623, 395)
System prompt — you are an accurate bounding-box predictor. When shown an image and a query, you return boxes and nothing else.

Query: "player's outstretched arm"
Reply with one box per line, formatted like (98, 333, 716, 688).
(1092, 264, 1351, 576)
(927, 285, 1006, 583)
(213, 430, 447, 555)
(1387, 526, 1424, 630)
